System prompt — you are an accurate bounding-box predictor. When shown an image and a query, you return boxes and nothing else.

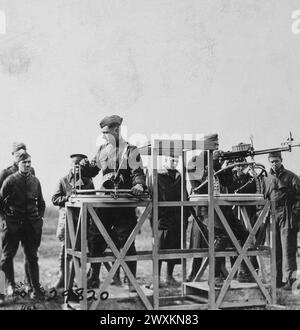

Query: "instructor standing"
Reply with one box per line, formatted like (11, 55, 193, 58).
(0, 150, 45, 303)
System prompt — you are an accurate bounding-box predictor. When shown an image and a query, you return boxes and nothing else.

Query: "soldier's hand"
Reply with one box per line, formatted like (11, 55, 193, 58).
(79, 158, 89, 167)
(131, 184, 144, 196)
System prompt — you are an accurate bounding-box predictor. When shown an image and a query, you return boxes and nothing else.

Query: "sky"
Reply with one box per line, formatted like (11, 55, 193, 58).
(0, 0, 300, 202)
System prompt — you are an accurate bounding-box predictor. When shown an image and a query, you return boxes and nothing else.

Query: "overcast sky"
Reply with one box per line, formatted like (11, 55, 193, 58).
(1, 0, 300, 202)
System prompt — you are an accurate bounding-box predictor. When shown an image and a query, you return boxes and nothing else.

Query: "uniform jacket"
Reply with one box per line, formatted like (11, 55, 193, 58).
(0, 172, 45, 233)
(188, 155, 234, 229)
(153, 168, 189, 230)
(86, 138, 146, 189)
(52, 171, 95, 208)
(263, 166, 300, 229)
(52, 171, 95, 241)
(0, 164, 35, 189)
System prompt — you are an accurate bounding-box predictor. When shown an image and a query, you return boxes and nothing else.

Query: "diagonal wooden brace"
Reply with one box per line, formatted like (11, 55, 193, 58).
(88, 203, 153, 310)
(214, 203, 271, 308)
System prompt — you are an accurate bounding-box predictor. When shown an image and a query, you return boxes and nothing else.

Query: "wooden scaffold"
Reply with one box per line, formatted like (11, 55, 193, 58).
(65, 134, 276, 310)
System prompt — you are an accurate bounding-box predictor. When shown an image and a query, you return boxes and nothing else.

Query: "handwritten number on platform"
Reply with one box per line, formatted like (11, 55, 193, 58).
(87, 289, 97, 301)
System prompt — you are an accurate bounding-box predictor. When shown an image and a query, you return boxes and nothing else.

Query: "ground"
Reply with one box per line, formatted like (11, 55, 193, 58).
(1, 206, 300, 310)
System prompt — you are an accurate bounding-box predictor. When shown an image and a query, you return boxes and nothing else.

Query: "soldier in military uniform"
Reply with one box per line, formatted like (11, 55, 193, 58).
(82, 115, 146, 291)
(0, 142, 36, 188)
(51, 154, 95, 289)
(188, 150, 255, 286)
(263, 151, 300, 289)
(0, 142, 36, 293)
(0, 151, 45, 303)
(154, 156, 190, 286)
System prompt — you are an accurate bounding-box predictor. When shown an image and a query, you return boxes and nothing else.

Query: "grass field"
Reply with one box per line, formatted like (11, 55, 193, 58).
(2, 206, 300, 310)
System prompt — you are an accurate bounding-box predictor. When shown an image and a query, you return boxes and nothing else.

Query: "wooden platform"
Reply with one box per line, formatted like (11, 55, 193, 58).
(183, 281, 269, 309)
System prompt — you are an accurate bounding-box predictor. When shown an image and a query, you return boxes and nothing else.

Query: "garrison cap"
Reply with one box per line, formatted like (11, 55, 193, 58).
(12, 142, 27, 154)
(99, 115, 123, 128)
(268, 151, 282, 159)
(70, 154, 88, 164)
(15, 150, 31, 163)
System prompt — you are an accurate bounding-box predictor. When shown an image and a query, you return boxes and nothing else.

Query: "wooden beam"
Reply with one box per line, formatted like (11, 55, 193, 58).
(208, 150, 216, 309)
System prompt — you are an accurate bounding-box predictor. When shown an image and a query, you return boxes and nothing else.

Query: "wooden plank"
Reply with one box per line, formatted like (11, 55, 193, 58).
(214, 204, 243, 306)
(73, 256, 82, 288)
(215, 205, 243, 251)
(115, 259, 154, 310)
(208, 150, 216, 309)
(159, 304, 209, 310)
(66, 207, 76, 250)
(74, 208, 82, 251)
(158, 251, 209, 259)
(159, 294, 208, 304)
(88, 204, 153, 311)
(65, 208, 70, 293)
(152, 146, 160, 310)
(214, 203, 271, 308)
(87, 254, 153, 263)
(181, 146, 187, 286)
(190, 193, 265, 200)
(69, 200, 151, 208)
(240, 206, 267, 283)
(88, 205, 123, 310)
(88, 206, 120, 256)
(241, 205, 272, 304)
(66, 249, 82, 258)
(120, 203, 152, 261)
(195, 257, 209, 281)
(80, 203, 88, 310)
(158, 201, 208, 207)
(270, 201, 277, 304)
(219, 300, 266, 309)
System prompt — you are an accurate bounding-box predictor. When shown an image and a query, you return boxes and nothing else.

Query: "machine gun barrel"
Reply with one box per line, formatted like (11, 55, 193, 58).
(221, 143, 300, 161)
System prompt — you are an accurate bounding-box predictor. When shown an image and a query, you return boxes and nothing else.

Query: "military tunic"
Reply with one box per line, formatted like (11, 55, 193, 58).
(0, 172, 45, 289)
(263, 165, 300, 283)
(86, 138, 146, 278)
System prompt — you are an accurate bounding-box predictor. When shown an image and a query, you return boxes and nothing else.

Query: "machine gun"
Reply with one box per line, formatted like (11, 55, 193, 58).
(192, 133, 300, 194)
(220, 132, 300, 161)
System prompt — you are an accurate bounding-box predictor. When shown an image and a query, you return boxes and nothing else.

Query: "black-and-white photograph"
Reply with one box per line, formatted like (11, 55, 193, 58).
(0, 0, 300, 317)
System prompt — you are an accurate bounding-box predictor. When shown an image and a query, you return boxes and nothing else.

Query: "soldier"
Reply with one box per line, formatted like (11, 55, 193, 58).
(263, 151, 300, 289)
(0, 142, 35, 292)
(188, 150, 255, 286)
(83, 115, 146, 292)
(51, 154, 95, 289)
(0, 142, 35, 188)
(153, 155, 189, 286)
(0, 150, 45, 304)
(225, 156, 260, 274)
(187, 152, 210, 282)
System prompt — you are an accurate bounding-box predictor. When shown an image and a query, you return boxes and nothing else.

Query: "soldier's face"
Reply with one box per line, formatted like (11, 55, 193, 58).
(101, 126, 119, 144)
(18, 157, 31, 174)
(269, 156, 282, 172)
(71, 159, 80, 174)
(165, 157, 179, 170)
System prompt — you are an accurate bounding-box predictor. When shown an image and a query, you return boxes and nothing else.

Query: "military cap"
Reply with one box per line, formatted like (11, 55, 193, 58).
(12, 142, 27, 154)
(99, 115, 123, 128)
(70, 154, 88, 164)
(15, 150, 31, 163)
(268, 151, 282, 159)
